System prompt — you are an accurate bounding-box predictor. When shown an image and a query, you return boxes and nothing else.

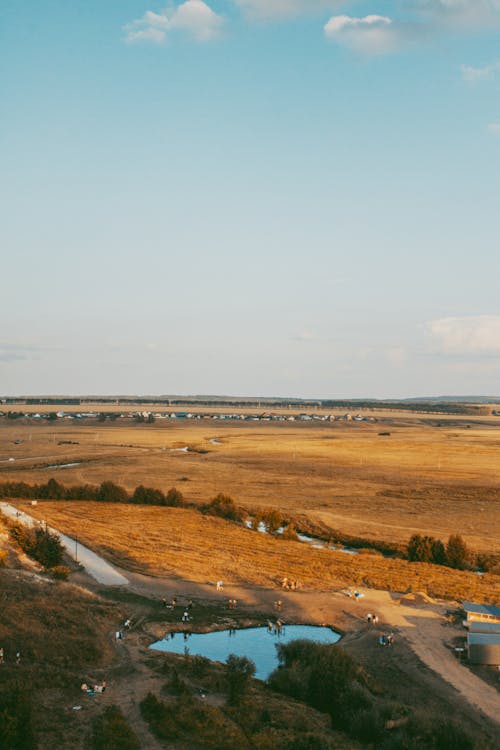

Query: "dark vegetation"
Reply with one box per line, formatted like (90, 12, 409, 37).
(268, 641, 476, 750)
(0, 570, 116, 750)
(0, 686, 36, 750)
(90, 705, 140, 750)
(8, 523, 64, 568)
(407, 533, 473, 571)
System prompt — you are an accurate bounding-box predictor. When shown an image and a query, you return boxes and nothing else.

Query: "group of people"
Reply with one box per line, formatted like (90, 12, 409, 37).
(0, 647, 21, 664)
(162, 596, 177, 608)
(81, 680, 107, 696)
(379, 633, 395, 647)
(227, 598, 237, 609)
(366, 613, 379, 625)
(279, 577, 299, 590)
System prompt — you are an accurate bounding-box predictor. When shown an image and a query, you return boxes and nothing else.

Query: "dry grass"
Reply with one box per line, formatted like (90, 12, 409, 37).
(1, 417, 500, 553)
(13, 501, 500, 603)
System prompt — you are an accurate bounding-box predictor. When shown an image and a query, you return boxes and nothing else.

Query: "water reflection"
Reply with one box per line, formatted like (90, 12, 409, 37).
(150, 624, 340, 680)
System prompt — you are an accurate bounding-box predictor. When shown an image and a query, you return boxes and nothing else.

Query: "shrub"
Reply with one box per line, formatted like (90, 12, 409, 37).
(446, 535, 471, 570)
(282, 524, 298, 541)
(226, 654, 256, 705)
(261, 509, 283, 534)
(91, 705, 140, 750)
(51, 565, 70, 580)
(202, 494, 243, 522)
(9, 524, 64, 568)
(132, 485, 166, 505)
(0, 687, 36, 750)
(97, 481, 129, 504)
(165, 487, 185, 507)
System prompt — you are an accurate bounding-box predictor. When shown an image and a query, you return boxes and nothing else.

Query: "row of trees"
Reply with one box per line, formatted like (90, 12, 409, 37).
(0, 479, 185, 508)
(407, 533, 471, 570)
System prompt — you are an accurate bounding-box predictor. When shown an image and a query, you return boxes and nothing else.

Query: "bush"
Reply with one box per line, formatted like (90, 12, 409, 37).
(226, 654, 256, 705)
(9, 524, 64, 568)
(261, 509, 283, 534)
(97, 481, 129, 503)
(51, 565, 70, 580)
(446, 535, 470, 570)
(282, 524, 298, 541)
(268, 640, 369, 734)
(165, 487, 185, 507)
(202, 494, 243, 522)
(132, 485, 166, 505)
(92, 705, 140, 750)
(0, 687, 36, 750)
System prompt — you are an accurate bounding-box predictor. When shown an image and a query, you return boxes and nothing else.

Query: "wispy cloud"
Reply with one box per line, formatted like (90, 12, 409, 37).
(461, 61, 500, 82)
(487, 122, 500, 136)
(324, 15, 402, 55)
(0, 342, 43, 363)
(420, 0, 500, 28)
(428, 315, 500, 355)
(123, 1, 224, 44)
(233, 0, 342, 21)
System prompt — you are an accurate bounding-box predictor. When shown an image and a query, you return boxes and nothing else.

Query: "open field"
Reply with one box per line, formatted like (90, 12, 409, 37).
(9, 501, 500, 603)
(1, 415, 500, 554)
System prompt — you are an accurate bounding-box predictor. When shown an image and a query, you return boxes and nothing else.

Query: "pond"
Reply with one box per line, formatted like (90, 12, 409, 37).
(150, 624, 340, 680)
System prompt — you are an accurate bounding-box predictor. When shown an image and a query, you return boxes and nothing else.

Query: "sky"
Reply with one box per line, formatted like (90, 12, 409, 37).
(1, 0, 500, 399)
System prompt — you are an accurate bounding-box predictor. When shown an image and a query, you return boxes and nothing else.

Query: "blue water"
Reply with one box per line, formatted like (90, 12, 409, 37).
(150, 625, 340, 680)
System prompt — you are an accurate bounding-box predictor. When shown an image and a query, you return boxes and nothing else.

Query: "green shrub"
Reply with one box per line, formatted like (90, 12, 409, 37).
(226, 654, 256, 705)
(50, 565, 70, 580)
(202, 494, 243, 522)
(0, 687, 36, 750)
(9, 524, 64, 568)
(91, 705, 140, 750)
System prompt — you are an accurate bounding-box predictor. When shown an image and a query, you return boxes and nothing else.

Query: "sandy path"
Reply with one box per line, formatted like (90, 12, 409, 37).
(352, 589, 500, 727)
(0, 502, 129, 586)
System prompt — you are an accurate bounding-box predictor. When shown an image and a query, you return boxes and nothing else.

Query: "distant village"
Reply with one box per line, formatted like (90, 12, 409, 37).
(0, 409, 377, 424)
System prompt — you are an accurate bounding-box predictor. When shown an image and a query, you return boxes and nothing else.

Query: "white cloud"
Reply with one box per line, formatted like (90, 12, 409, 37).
(324, 14, 401, 54)
(428, 315, 500, 355)
(461, 61, 500, 82)
(123, 1, 223, 44)
(487, 122, 500, 135)
(233, 0, 342, 21)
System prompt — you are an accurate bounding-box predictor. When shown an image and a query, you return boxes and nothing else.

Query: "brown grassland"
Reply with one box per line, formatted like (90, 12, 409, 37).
(1, 412, 500, 554)
(12, 501, 500, 603)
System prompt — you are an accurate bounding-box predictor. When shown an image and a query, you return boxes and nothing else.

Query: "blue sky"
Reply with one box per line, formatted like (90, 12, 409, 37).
(1, 0, 500, 398)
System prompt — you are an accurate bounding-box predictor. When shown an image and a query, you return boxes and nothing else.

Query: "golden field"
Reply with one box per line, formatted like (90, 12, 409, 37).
(8, 501, 500, 603)
(1, 413, 499, 553)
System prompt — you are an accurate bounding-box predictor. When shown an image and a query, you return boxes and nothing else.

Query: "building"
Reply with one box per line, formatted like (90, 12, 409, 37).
(462, 602, 500, 665)
(461, 601, 500, 625)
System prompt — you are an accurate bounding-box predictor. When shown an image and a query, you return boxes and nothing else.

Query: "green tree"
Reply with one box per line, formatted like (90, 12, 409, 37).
(446, 534, 470, 570)
(132, 485, 165, 505)
(407, 534, 434, 563)
(92, 705, 140, 750)
(97, 481, 129, 503)
(165, 487, 185, 507)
